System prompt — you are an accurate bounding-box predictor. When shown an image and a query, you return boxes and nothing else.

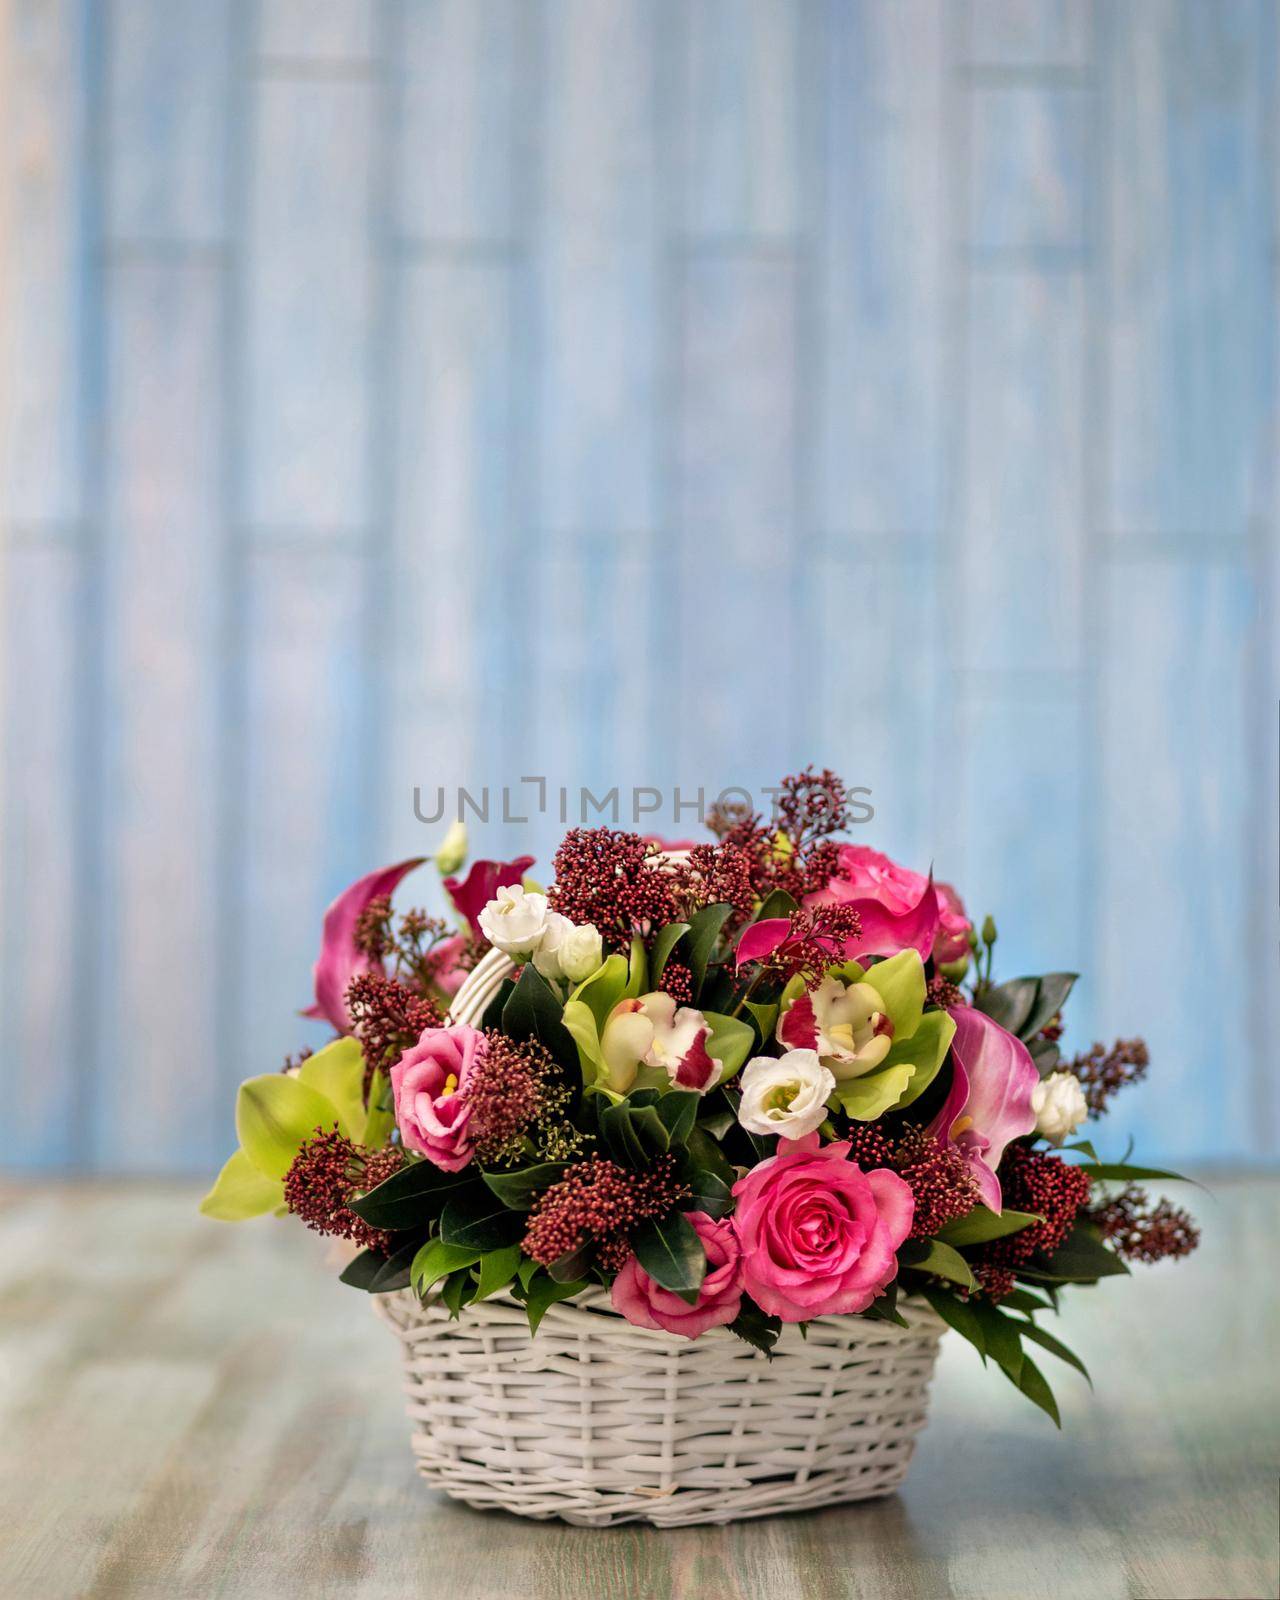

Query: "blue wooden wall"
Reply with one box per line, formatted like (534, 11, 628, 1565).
(2, 0, 1276, 1172)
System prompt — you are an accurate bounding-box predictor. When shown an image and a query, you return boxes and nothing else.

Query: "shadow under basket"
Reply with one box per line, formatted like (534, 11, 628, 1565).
(375, 1287, 946, 1527)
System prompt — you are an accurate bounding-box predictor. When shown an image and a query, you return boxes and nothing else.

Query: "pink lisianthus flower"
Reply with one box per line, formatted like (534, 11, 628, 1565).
(807, 844, 941, 962)
(611, 1212, 743, 1338)
(932, 882, 972, 966)
(731, 1135, 913, 1321)
(927, 1006, 1038, 1212)
(443, 855, 535, 941)
(307, 857, 425, 1033)
(390, 1024, 484, 1171)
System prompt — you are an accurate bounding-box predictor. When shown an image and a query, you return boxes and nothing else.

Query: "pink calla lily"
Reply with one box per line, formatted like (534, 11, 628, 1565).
(928, 1006, 1038, 1212)
(443, 855, 535, 940)
(308, 858, 426, 1033)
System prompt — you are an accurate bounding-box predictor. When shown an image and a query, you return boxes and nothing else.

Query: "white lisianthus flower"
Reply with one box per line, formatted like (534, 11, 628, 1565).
(532, 915, 603, 985)
(737, 1050, 836, 1141)
(478, 884, 551, 959)
(1031, 1071, 1088, 1145)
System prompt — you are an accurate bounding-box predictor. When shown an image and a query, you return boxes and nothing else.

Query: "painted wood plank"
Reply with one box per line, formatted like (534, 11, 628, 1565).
(383, 258, 512, 859)
(968, 85, 1087, 258)
(676, 254, 798, 779)
(817, 0, 945, 537)
(257, 0, 377, 64)
(811, 554, 939, 869)
(397, 0, 518, 243)
(951, 686, 1085, 991)
(1104, 0, 1271, 542)
(537, 0, 656, 535)
(241, 551, 374, 1088)
(0, 545, 81, 1169)
(1096, 561, 1254, 1163)
(105, 0, 233, 245)
(960, 272, 1085, 672)
(677, 0, 801, 241)
(94, 260, 225, 1172)
(964, 0, 1091, 68)
(245, 76, 375, 532)
(2, 0, 84, 523)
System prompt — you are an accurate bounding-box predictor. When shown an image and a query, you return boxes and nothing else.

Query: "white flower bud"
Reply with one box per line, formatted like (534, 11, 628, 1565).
(1031, 1071, 1088, 1145)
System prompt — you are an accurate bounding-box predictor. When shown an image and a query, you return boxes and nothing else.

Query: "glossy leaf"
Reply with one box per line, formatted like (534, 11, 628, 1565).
(481, 1163, 568, 1211)
(349, 1159, 475, 1230)
(920, 1284, 987, 1358)
(937, 1206, 1044, 1247)
(655, 1091, 699, 1146)
(1024, 1222, 1130, 1283)
(525, 1271, 589, 1334)
(473, 1244, 522, 1302)
(411, 1237, 482, 1294)
(1014, 1352, 1061, 1427)
(650, 922, 691, 985)
(439, 1191, 525, 1253)
(633, 1211, 707, 1304)
(199, 1149, 283, 1220)
(898, 1238, 977, 1289)
(1018, 1322, 1092, 1387)
(684, 903, 734, 998)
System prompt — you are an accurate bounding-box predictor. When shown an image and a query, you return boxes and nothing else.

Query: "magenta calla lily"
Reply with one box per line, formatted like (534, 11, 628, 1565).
(443, 855, 535, 940)
(308, 857, 426, 1033)
(928, 1006, 1038, 1212)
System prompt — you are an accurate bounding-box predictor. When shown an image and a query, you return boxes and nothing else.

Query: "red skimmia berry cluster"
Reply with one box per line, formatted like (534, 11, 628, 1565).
(345, 972, 441, 1092)
(283, 1129, 405, 1253)
(549, 830, 690, 950)
(1070, 1037, 1150, 1115)
(1091, 1184, 1200, 1264)
(522, 1155, 689, 1273)
(656, 960, 694, 1006)
(972, 1145, 1093, 1301)
(845, 1123, 980, 1239)
(463, 1032, 586, 1167)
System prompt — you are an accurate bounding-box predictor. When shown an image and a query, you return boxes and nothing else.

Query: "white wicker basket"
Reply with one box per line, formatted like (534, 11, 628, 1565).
(374, 937, 946, 1526)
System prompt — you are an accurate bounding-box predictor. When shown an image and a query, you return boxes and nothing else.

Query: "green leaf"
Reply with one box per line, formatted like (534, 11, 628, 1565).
(1001, 1286, 1052, 1314)
(887, 1009, 957, 1108)
(974, 976, 1040, 1035)
(920, 1285, 987, 1358)
(340, 1238, 421, 1295)
(338, 1247, 386, 1291)
(199, 1149, 283, 1220)
(481, 1162, 568, 1211)
(410, 1236, 482, 1294)
(702, 1012, 756, 1086)
(859, 949, 925, 1040)
(829, 1061, 916, 1121)
(235, 1074, 346, 1180)
(296, 1038, 366, 1141)
(439, 1191, 526, 1253)
(1025, 1221, 1129, 1283)
(571, 952, 632, 1033)
(685, 1125, 735, 1184)
(727, 1299, 782, 1357)
(473, 1244, 522, 1302)
(650, 922, 691, 984)
(1021, 973, 1077, 1039)
(1063, 1138, 1099, 1161)
(684, 903, 734, 998)
(599, 1100, 653, 1167)
(1028, 1037, 1062, 1080)
(441, 1266, 477, 1317)
(1071, 1162, 1193, 1185)
(937, 1206, 1044, 1247)
(899, 1238, 977, 1290)
(744, 999, 779, 1040)
(969, 1300, 1024, 1384)
(1018, 1322, 1092, 1388)
(655, 1091, 699, 1147)
(501, 963, 576, 1068)
(524, 1271, 588, 1334)
(349, 1158, 475, 1230)
(755, 888, 799, 922)
(1014, 1352, 1061, 1426)
(548, 1241, 594, 1282)
(632, 1211, 707, 1304)
(362, 1067, 395, 1149)
(683, 1163, 733, 1218)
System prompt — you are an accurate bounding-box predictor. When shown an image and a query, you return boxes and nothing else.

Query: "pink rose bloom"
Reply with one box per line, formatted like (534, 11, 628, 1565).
(933, 881, 971, 965)
(390, 1024, 483, 1171)
(731, 1134, 913, 1322)
(611, 1212, 743, 1339)
(808, 844, 941, 962)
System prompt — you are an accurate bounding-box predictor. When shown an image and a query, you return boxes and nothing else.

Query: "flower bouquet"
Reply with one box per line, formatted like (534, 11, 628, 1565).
(204, 770, 1198, 1527)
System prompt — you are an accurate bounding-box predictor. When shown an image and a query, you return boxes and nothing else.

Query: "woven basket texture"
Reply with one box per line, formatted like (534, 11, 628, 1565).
(376, 922, 945, 1526)
(376, 1288, 944, 1526)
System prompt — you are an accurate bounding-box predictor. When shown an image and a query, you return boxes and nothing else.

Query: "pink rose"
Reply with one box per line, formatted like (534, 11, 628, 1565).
(808, 844, 941, 962)
(390, 1024, 483, 1171)
(731, 1134, 913, 1321)
(611, 1212, 743, 1339)
(933, 881, 972, 965)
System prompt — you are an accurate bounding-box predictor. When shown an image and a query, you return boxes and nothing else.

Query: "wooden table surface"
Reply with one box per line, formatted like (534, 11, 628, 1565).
(0, 1177, 1275, 1600)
